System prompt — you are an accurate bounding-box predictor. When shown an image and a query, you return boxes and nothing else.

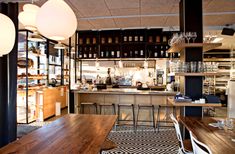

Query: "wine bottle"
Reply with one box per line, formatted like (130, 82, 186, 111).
(115, 37, 119, 44)
(163, 36, 167, 43)
(93, 37, 96, 44)
(134, 50, 139, 58)
(93, 47, 97, 58)
(148, 36, 153, 43)
(130, 50, 133, 58)
(83, 47, 87, 58)
(128, 35, 132, 42)
(116, 50, 120, 58)
(140, 49, 144, 57)
(123, 35, 127, 42)
(100, 50, 104, 58)
(139, 36, 143, 42)
(89, 47, 92, 58)
(111, 50, 115, 58)
(156, 36, 160, 43)
(86, 37, 90, 45)
(105, 47, 109, 58)
(79, 38, 83, 44)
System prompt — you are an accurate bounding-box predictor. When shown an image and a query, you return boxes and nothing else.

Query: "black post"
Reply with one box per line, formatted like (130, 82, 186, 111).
(0, 2, 18, 147)
(69, 37, 74, 113)
(180, 0, 203, 117)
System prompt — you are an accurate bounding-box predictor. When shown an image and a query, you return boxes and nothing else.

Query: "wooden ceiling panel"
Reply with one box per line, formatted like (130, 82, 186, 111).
(204, 14, 235, 26)
(141, 16, 167, 27)
(105, 0, 139, 9)
(110, 8, 139, 16)
(204, 0, 235, 12)
(77, 20, 95, 30)
(114, 17, 141, 28)
(89, 18, 116, 29)
(164, 16, 179, 27)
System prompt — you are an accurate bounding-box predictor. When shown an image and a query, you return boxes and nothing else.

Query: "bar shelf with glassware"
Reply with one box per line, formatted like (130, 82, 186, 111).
(167, 43, 222, 53)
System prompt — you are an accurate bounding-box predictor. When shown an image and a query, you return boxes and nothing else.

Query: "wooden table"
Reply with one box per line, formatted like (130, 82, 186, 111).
(179, 116, 235, 154)
(0, 114, 117, 154)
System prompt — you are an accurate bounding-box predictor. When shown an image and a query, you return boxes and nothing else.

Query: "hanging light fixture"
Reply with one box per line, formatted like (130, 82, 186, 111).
(28, 31, 46, 42)
(36, 0, 77, 41)
(0, 13, 16, 57)
(54, 42, 66, 49)
(18, 3, 40, 31)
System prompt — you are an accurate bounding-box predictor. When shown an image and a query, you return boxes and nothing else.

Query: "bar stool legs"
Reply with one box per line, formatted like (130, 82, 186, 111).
(117, 104, 136, 132)
(99, 103, 116, 115)
(136, 105, 156, 132)
(157, 105, 176, 133)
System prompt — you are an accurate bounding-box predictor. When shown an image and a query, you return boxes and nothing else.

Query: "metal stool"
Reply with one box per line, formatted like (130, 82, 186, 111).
(156, 104, 176, 132)
(80, 102, 98, 114)
(117, 104, 135, 131)
(99, 103, 116, 115)
(136, 104, 156, 131)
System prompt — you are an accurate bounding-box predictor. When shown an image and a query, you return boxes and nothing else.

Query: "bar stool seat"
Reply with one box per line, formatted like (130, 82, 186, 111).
(156, 104, 176, 132)
(136, 104, 156, 131)
(117, 104, 135, 132)
(99, 103, 116, 115)
(80, 102, 98, 114)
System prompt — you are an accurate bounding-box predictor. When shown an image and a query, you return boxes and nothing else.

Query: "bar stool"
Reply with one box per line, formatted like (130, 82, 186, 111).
(136, 104, 156, 131)
(99, 103, 116, 115)
(80, 102, 98, 114)
(117, 104, 135, 131)
(156, 104, 176, 132)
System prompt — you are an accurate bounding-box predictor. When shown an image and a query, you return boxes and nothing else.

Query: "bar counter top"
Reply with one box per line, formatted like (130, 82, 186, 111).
(72, 88, 177, 96)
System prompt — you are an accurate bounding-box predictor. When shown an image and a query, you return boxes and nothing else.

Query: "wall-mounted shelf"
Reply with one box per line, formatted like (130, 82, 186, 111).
(174, 72, 222, 76)
(167, 43, 222, 53)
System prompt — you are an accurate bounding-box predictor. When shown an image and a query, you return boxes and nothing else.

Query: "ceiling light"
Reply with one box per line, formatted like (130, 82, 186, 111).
(28, 31, 46, 42)
(18, 4, 40, 31)
(54, 42, 66, 49)
(0, 13, 16, 57)
(36, 0, 77, 41)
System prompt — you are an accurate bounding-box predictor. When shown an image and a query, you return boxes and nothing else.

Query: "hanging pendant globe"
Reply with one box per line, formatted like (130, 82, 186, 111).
(0, 13, 16, 57)
(36, 0, 77, 41)
(18, 4, 39, 31)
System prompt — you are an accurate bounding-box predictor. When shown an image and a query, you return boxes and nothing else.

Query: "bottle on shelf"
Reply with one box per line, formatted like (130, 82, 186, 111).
(134, 48, 139, 58)
(101, 37, 105, 44)
(163, 36, 167, 43)
(123, 35, 127, 42)
(88, 47, 92, 58)
(134, 34, 138, 42)
(140, 49, 144, 58)
(79, 38, 83, 45)
(83, 47, 87, 58)
(93, 47, 97, 58)
(139, 35, 144, 42)
(160, 45, 164, 58)
(86, 37, 90, 45)
(115, 36, 119, 44)
(130, 49, 133, 58)
(165, 46, 169, 58)
(154, 46, 158, 58)
(100, 50, 104, 58)
(128, 35, 133, 42)
(111, 50, 115, 58)
(116, 50, 120, 58)
(148, 36, 153, 43)
(92, 37, 96, 44)
(156, 35, 161, 43)
(105, 47, 109, 58)
(78, 47, 83, 58)
(108, 37, 112, 44)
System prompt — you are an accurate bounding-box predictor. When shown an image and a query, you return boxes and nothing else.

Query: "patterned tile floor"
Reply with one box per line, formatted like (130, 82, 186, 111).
(103, 126, 178, 154)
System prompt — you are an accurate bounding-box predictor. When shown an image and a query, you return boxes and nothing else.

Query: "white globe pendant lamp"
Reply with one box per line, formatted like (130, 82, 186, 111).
(36, 0, 77, 41)
(18, 4, 40, 31)
(0, 13, 16, 57)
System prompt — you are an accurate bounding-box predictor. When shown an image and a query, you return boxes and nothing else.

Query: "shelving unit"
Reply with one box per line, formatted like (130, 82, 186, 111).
(167, 43, 222, 53)
(174, 72, 221, 76)
(17, 30, 48, 123)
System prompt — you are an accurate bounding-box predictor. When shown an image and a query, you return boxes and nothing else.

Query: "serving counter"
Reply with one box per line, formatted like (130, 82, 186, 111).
(72, 88, 177, 122)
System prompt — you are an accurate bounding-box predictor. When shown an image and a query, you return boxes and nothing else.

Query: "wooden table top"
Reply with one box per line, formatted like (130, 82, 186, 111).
(179, 116, 235, 154)
(167, 97, 222, 107)
(0, 114, 117, 154)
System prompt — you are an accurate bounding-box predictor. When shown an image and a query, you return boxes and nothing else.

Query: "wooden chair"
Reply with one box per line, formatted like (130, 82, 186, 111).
(170, 114, 193, 154)
(189, 131, 212, 154)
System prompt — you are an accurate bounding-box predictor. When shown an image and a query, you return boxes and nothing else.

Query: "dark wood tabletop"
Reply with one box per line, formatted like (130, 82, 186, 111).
(179, 116, 235, 154)
(0, 114, 117, 154)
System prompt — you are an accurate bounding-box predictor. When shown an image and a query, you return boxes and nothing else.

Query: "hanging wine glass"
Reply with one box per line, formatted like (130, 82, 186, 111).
(186, 32, 192, 43)
(191, 32, 197, 43)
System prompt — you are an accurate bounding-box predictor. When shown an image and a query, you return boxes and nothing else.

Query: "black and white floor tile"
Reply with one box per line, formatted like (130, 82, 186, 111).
(103, 126, 178, 154)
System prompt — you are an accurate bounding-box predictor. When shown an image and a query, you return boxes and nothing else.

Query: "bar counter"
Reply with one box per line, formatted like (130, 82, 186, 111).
(72, 88, 177, 121)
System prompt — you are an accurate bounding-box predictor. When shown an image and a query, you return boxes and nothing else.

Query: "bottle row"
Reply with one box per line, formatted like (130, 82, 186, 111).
(78, 35, 169, 45)
(77, 46, 180, 59)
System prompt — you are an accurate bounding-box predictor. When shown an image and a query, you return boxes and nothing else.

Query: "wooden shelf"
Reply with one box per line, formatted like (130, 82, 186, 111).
(174, 72, 223, 76)
(167, 97, 222, 107)
(167, 43, 222, 53)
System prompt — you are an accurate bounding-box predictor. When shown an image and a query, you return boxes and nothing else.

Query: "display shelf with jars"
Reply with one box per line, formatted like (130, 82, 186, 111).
(17, 30, 48, 123)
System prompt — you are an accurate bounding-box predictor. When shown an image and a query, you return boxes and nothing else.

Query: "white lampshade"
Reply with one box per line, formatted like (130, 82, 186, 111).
(0, 13, 16, 57)
(36, 0, 77, 41)
(18, 4, 40, 31)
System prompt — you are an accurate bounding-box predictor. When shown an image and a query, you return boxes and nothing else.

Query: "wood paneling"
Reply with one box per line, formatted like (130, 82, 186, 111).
(0, 114, 117, 154)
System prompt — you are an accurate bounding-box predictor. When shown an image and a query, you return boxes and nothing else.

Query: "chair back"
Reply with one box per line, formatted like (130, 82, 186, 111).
(189, 131, 212, 154)
(170, 114, 185, 150)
